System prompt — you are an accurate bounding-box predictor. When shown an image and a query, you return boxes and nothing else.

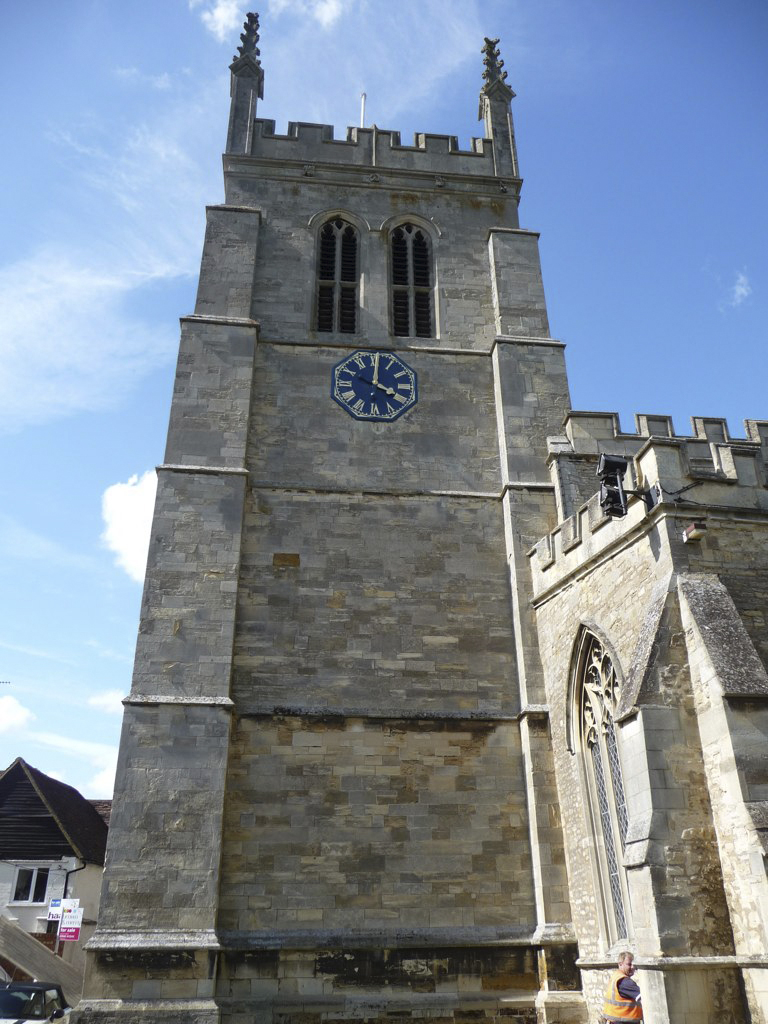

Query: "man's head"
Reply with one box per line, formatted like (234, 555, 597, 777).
(617, 952, 635, 976)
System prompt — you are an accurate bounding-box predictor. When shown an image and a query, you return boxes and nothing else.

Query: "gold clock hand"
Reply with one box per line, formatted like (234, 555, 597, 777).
(372, 352, 380, 386)
(375, 382, 396, 396)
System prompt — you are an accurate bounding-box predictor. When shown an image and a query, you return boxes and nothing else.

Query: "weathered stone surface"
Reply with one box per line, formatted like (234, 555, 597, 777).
(530, 420, 768, 1023)
(233, 492, 517, 716)
(219, 717, 533, 935)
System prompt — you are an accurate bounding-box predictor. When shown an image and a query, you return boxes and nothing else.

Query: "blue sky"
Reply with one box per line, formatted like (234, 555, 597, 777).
(0, 0, 765, 797)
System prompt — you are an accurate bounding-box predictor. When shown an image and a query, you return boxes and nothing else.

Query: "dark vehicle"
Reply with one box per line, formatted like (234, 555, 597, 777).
(0, 982, 69, 1022)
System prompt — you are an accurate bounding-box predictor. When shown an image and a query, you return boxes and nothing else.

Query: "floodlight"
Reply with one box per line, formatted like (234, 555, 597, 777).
(597, 454, 629, 518)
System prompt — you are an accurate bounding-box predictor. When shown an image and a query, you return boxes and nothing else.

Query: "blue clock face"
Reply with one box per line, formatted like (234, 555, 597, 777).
(331, 350, 418, 421)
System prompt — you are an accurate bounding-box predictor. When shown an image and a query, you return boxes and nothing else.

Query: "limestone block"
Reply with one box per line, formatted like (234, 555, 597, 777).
(132, 468, 246, 702)
(97, 703, 231, 933)
(488, 229, 551, 338)
(218, 718, 535, 936)
(233, 492, 517, 716)
(194, 206, 261, 319)
(164, 319, 257, 469)
(246, 344, 500, 494)
(493, 338, 571, 484)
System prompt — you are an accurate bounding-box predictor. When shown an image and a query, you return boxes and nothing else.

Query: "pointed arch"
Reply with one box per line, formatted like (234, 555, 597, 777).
(571, 626, 632, 946)
(382, 216, 439, 339)
(313, 215, 362, 334)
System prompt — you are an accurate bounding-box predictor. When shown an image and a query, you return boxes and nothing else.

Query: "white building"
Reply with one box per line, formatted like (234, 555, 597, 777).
(0, 758, 110, 975)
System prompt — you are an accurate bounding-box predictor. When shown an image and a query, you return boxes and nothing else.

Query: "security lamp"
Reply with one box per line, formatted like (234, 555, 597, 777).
(596, 454, 655, 519)
(597, 454, 629, 518)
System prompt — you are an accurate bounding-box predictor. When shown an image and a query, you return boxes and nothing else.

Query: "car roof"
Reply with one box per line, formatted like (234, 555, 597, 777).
(0, 982, 64, 991)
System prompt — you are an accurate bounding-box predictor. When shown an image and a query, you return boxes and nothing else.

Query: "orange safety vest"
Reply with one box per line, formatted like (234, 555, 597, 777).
(602, 969, 643, 1021)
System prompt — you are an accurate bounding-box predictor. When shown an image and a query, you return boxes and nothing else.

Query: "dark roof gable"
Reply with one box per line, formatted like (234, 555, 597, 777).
(0, 758, 108, 865)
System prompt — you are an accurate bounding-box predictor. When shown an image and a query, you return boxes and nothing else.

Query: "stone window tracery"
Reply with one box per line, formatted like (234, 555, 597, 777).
(578, 633, 630, 942)
(316, 218, 359, 333)
(390, 223, 434, 337)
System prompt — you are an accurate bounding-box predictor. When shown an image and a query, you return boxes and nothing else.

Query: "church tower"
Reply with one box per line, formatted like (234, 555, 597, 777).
(73, 16, 577, 1023)
(71, 13, 768, 1024)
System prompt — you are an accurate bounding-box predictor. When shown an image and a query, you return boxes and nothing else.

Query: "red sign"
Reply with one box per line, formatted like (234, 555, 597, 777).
(59, 906, 83, 941)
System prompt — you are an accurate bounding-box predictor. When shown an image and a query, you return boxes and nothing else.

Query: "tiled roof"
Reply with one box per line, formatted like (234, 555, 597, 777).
(88, 800, 112, 826)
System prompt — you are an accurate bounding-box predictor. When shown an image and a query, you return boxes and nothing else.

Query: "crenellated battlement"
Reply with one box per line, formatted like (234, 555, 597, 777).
(561, 410, 768, 451)
(549, 410, 768, 517)
(529, 411, 768, 591)
(244, 118, 506, 179)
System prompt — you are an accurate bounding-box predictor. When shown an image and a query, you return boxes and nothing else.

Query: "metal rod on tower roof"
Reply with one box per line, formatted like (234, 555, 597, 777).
(360, 92, 366, 128)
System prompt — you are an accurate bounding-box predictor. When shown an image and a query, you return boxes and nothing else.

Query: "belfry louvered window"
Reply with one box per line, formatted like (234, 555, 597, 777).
(578, 633, 630, 942)
(316, 218, 359, 333)
(391, 223, 433, 337)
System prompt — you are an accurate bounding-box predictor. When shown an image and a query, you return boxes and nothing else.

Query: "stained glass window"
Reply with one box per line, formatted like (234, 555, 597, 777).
(579, 634, 629, 941)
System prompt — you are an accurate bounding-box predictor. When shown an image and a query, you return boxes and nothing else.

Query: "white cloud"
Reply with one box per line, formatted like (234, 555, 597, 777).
(0, 514, 95, 571)
(267, 0, 353, 27)
(714, 268, 753, 312)
(101, 471, 157, 582)
(0, 250, 178, 433)
(0, 695, 34, 733)
(87, 689, 126, 715)
(307, 0, 346, 28)
(729, 270, 752, 308)
(313, 0, 346, 29)
(262, 0, 482, 134)
(0, 65, 223, 435)
(0, 0, 485, 437)
(53, 115, 213, 254)
(85, 640, 133, 664)
(0, 3, 485, 437)
(31, 732, 118, 798)
(0, 639, 78, 666)
(190, 0, 245, 41)
(115, 67, 172, 90)
(88, 762, 119, 798)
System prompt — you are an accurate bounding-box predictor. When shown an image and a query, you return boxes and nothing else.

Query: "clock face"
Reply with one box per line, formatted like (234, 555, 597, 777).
(331, 350, 418, 421)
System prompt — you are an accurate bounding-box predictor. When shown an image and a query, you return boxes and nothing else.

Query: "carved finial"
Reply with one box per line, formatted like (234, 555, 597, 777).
(482, 36, 508, 85)
(234, 12, 261, 63)
(228, 11, 264, 151)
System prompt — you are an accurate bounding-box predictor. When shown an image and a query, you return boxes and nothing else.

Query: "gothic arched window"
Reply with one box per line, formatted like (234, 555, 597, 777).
(390, 223, 434, 337)
(316, 218, 359, 333)
(577, 632, 630, 943)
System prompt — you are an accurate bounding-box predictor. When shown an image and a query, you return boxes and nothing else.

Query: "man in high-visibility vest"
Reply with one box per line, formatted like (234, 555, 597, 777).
(601, 951, 643, 1021)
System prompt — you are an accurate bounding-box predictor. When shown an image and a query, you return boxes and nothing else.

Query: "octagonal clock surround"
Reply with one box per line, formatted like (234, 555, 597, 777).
(331, 350, 418, 422)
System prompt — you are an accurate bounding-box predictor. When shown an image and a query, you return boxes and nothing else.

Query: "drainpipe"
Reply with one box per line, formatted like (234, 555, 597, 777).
(63, 859, 86, 900)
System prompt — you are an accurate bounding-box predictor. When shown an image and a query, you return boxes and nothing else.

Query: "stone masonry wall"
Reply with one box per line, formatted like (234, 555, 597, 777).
(531, 515, 740, 1021)
(97, 702, 231, 935)
(529, 427, 768, 1023)
(75, 36, 581, 1017)
(532, 523, 732, 955)
(221, 166, 544, 351)
(245, 344, 501, 494)
(233, 491, 516, 717)
(219, 716, 534, 936)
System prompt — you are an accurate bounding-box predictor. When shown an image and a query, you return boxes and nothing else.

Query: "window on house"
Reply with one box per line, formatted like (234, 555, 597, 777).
(578, 633, 630, 942)
(12, 866, 50, 903)
(391, 223, 434, 338)
(316, 218, 359, 333)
